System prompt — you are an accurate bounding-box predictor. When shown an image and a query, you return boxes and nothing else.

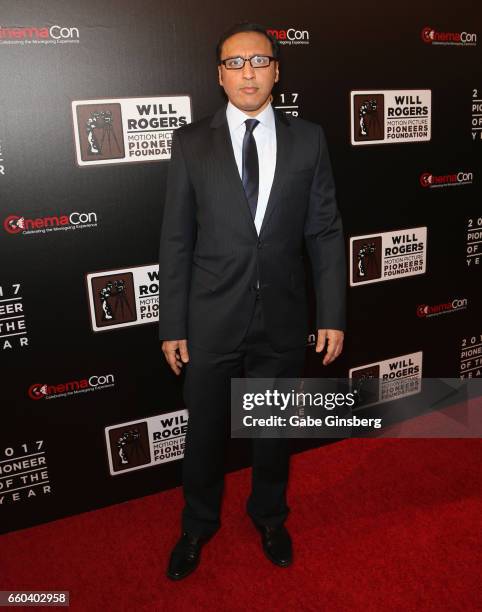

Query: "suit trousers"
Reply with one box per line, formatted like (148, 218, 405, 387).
(181, 291, 307, 537)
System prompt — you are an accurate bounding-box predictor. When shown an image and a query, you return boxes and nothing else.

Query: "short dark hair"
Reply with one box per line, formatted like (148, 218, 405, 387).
(216, 22, 280, 64)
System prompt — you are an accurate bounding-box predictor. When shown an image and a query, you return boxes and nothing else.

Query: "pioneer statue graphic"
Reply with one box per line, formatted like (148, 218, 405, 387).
(358, 98, 381, 137)
(116, 428, 141, 465)
(86, 109, 121, 156)
(98, 278, 134, 321)
(357, 242, 376, 278)
(351, 372, 377, 407)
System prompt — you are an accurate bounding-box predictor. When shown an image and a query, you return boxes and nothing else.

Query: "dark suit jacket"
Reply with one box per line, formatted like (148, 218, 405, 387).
(158, 104, 346, 353)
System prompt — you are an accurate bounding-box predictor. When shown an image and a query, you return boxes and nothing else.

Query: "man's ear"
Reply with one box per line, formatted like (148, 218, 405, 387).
(218, 65, 223, 87)
(274, 61, 280, 83)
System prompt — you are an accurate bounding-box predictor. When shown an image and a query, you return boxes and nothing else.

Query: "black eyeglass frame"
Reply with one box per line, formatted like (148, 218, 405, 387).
(219, 55, 277, 69)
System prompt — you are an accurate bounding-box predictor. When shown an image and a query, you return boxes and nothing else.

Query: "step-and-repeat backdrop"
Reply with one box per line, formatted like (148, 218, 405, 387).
(1, 1, 480, 533)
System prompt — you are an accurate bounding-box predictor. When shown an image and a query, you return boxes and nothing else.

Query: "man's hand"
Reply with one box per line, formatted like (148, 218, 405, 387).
(315, 329, 344, 366)
(161, 339, 190, 375)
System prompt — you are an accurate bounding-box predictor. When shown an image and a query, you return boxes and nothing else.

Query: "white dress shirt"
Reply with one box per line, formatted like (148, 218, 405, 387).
(225, 100, 277, 236)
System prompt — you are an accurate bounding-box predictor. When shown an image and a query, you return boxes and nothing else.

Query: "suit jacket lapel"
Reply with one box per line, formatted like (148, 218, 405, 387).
(259, 109, 292, 238)
(210, 105, 258, 240)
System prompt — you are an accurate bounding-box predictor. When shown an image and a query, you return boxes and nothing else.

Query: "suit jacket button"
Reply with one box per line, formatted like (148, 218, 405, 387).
(257, 240, 262, 249)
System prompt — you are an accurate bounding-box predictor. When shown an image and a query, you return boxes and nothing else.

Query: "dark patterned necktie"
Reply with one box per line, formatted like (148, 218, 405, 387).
(242, 118, 260, 220)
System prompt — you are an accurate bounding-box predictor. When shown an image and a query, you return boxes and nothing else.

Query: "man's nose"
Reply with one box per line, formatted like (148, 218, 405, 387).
(242, 60, 255, 79)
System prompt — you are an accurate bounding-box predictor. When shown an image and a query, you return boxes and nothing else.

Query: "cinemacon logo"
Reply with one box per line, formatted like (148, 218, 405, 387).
(4, 212, 97, 234)
(417, 298, 467, 318)
(28, 374, 114, 400)
(421, 27, 477, 45)
(0, 25, 79, 40)
(420, 171, 473, 187)
(267, 28, 310, 43)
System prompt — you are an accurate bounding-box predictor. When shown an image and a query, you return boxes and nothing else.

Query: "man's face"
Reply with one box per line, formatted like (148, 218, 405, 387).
(217, 31, 279, 116)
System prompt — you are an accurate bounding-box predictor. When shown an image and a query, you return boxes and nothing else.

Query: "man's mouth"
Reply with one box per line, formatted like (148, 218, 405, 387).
(240, 87, 258, 94)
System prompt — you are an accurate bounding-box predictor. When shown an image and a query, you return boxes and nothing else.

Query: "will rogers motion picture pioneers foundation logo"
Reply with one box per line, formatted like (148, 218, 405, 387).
(4, 211, 98, 235)
(350, 90, 431, 146)
(72, 96, 192, 166)
(419, 170, 473, 188)
(349, 351, 423, 408)
(105, 409, 189, 475)
(28, 374, 115, 400)
(86, 264, 159, 331)
(350, 227, 427, 286)
(421, 26, 477, 46)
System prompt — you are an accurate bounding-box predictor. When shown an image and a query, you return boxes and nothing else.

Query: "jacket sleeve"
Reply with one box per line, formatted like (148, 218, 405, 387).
(158, 129, 197, 341)
(304, 125, 347, 332)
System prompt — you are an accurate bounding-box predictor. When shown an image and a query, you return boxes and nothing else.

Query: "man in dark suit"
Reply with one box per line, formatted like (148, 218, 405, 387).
(159, 22, 346, 580)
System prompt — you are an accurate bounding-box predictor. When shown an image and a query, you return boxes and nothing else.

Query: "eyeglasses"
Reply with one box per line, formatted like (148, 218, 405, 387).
(219, 55, 276, 70)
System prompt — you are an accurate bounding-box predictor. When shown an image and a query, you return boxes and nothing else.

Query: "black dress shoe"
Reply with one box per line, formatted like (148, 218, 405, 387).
(166, 531, 209, 580)
(254, 523, 293, 567)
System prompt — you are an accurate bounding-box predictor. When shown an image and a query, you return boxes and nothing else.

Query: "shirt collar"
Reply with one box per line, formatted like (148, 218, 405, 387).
(226, 100, 275, 132)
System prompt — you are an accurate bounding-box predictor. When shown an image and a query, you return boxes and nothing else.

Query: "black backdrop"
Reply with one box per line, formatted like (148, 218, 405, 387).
(1, 0, 481, 534)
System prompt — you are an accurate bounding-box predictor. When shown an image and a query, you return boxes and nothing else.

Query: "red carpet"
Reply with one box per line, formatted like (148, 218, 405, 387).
(1, 439, 481, 611)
